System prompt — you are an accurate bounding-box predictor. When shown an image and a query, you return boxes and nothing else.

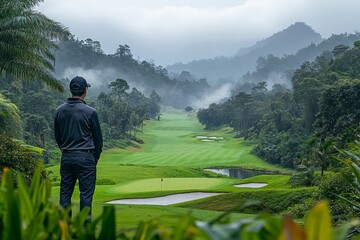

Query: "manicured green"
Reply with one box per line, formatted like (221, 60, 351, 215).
(47, 109, 291, 230)
(101, 111, 285, 170)
(111, 178, 232, 193)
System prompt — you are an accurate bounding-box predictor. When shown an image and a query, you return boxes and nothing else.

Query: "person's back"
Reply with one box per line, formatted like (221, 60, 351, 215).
(54, 76, 102, 220)
(55, 99, 99, 153)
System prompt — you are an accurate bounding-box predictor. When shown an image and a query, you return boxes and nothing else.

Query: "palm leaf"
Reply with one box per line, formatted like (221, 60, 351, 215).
(0, 0, 69, 91)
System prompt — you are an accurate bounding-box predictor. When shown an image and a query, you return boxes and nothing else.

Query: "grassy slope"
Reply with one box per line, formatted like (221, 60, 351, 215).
(47, 109, 294, 230)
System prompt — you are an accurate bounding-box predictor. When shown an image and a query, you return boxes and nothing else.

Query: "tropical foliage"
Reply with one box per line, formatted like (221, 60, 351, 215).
(0, 93, 21, 137)
(0, 0, 69, 91)
(332, 143, 360, 237)
(0, 167, 117, 240)
(0, 135, 45, 185)
(0, 168, 353, 240)
(97, 78, 161, 142)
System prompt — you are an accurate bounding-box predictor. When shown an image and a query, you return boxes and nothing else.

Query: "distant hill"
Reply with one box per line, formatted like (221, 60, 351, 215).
(240, 32, 360, 87)
(167, 22, 323, 83)
(235, 22, 322, 57)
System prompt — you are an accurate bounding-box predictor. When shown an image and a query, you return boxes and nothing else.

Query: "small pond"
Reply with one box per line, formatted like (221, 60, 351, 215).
(204, 168, 269, 179)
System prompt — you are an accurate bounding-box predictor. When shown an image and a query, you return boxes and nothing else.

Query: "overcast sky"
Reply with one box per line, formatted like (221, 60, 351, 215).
(37, 0, 360, 66)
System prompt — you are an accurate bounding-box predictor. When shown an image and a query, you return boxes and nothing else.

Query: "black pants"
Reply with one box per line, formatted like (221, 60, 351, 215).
(60, 151, 96, 217)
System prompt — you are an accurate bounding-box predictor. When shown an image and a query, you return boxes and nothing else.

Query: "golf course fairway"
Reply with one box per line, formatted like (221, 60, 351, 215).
(48, 109, 289, 230)
(100, 109, 282, 170)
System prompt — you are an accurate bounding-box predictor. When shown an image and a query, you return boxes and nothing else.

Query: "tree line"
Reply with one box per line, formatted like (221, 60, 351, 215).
(54, 36, 212, 109)
(198, 41, 360, 170)
(197, 42, 360, 223)
(0, 76, 161, 155)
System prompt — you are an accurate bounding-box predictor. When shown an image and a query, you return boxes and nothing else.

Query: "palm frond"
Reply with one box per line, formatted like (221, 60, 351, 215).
(0, 0, 69, 91)
(3, 61, 64, 91)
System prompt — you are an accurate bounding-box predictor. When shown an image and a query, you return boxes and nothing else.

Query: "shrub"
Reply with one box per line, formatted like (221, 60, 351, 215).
(0, 135, 45, 185)
(316, 170, 355, 220)
(284, 198, 318, 219)
(0, 167, 116, 240)
(289, 166, 320, 187)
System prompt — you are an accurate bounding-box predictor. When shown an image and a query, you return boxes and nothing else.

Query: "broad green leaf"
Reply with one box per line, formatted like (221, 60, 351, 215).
(173, 215, 196, 240)
(39, 179, 52, 204)
(17, 174, 34, 223)
(73, 207, 91, 240)
(133, 221, 148, 240)
(29, 168, 41, 207)
(59, 220, 71, 240)
(349, 162, 360, 183)
(278, 216, 306, 240)
(305, 201, 332, 240)
(336, 194, 360, 212)
(343, 150, 360, 161)
(98, 206, 116, 240)
(2, 170, 22, 240)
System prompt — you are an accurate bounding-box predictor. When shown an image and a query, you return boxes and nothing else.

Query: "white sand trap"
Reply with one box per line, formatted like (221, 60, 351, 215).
(196, 136, 208, 139)
(201, 139, 215, 142)
(106, 192, 223, 205)
(208, 136, 224, 139)
(197, 136, 224, 140)
(234, 183, 268, 188)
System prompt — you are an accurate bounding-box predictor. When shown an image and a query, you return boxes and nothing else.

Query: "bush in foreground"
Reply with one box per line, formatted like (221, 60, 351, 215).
(0, 135, 46, 185)
(0, 168, 356, 240)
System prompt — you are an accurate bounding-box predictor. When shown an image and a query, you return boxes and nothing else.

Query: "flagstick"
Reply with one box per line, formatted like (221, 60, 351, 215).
(161, 178, 163, 192)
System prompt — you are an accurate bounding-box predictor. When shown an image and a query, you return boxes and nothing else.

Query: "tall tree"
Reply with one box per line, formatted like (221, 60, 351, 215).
(307, 137, 334, 176)
(314, 79, 360, 141)
(108, 78, 129, 103)
(148, 90, 161, 118)
(293, 77, 323, 132)
(0, 0, 69, 91)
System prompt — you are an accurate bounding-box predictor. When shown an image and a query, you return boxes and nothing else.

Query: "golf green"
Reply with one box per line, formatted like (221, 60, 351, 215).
(111, 178, 232, 193)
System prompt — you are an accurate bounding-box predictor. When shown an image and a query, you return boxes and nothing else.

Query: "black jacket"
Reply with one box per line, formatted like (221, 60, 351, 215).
(54, 98, 103, 159)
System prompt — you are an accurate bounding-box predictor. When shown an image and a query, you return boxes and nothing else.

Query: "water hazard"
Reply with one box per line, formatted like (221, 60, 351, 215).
(204, 168, 268, 179)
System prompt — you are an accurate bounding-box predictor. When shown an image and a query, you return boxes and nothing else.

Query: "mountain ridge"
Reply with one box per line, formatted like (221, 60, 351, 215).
(166, 22, 323, 83)
(236, 22, 322, 57)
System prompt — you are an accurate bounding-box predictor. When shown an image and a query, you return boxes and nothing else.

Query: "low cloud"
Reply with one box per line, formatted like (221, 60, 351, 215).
(61, 67, 117, 88)
(193, 84, 232, 109)
(38, 0, 360, 65)
(265, 72, 292, 89)
(61, 67, 149, 95)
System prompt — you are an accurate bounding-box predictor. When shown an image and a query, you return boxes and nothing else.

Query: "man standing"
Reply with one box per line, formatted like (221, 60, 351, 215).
(54, 76, 103, 219)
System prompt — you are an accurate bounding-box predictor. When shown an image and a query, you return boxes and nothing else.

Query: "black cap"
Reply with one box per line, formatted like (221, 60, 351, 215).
(69, 76, 91, 90)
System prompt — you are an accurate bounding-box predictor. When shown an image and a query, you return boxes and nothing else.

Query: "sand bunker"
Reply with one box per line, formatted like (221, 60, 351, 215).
(106, 192, 223, 205)
(234, 183, 268, 188)
(197, 136, 225, 142)
(196, 136, 208, 139)
(208, 136, 224, 140)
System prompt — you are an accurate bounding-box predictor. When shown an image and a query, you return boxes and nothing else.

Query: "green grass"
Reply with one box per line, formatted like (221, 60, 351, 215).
(175, 188, 315, 214)
(110, 178, 232, 193)
(101, 112, 285, 171)
(46, 109, 293, 231)
(107, 204, 250, 231)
